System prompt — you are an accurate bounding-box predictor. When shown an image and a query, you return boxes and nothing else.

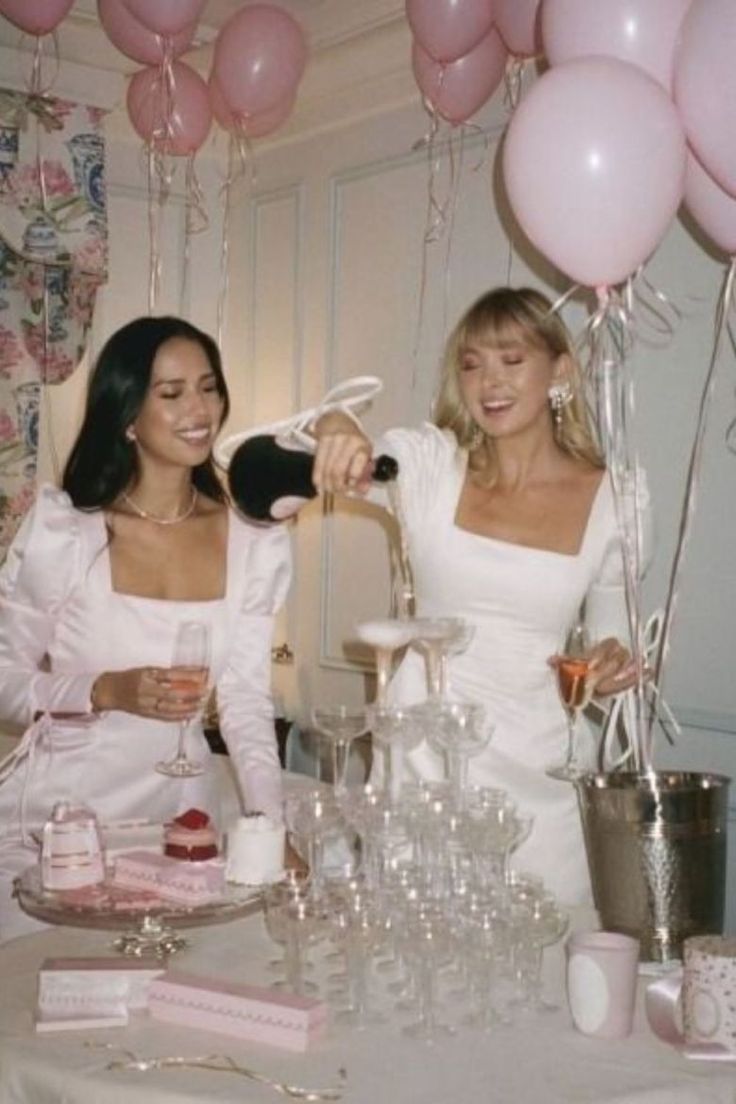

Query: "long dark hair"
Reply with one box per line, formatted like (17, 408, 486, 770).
(63, 316, 230, 509)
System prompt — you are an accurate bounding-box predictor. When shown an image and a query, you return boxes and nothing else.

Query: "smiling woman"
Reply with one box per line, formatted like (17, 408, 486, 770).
(0, 316, 294, 942)
(308, 286, 651, 907)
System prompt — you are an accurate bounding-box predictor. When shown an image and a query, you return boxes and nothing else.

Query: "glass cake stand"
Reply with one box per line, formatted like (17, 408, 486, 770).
(14, 866, 263, 959)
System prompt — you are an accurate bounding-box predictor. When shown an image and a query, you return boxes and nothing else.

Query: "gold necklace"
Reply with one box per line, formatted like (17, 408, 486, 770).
(121, 486, 197, 526)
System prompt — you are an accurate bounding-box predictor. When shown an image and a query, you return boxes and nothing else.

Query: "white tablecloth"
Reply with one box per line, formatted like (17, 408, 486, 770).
(0, 901, 735, 1104)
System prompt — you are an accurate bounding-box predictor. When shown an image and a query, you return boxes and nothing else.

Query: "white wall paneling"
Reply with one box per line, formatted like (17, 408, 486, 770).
(237, 183, 305, 710)
(245, 185, 304, 426)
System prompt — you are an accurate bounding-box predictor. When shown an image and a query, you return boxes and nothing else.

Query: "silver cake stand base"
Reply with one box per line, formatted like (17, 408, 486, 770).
(112, 915, 189, 958)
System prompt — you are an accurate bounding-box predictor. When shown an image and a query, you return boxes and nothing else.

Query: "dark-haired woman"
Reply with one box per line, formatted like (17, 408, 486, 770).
(0, 316, 291, 941)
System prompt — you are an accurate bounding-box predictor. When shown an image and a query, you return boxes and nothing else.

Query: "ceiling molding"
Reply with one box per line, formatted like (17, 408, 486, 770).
(0, 44, 123, 109)
(0, 1, 407, 72)
(0, 3, 418, 152)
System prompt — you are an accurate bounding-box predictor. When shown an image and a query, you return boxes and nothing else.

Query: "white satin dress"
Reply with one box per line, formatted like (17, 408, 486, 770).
(0, 485, 291, 942)
(371, 425, 649, 906)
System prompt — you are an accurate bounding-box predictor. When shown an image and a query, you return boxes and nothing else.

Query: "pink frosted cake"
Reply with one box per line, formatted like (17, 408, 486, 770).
(163, 809, 219, 861)
(111, 850, 225, 906)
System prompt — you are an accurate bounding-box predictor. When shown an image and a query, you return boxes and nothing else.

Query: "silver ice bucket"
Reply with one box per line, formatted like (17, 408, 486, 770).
(575, 771, 730, 962)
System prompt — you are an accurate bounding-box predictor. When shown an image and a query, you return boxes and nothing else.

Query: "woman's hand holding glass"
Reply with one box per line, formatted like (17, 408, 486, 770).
(546, 623, 592, 781)
(156, 621, 211, 777)
(91, 664, 208, 721)
(584, 636, 641, 696)
(547, 627, 643, 781)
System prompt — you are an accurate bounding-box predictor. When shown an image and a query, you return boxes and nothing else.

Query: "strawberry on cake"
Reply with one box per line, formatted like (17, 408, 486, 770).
(163, 809, 219, 862)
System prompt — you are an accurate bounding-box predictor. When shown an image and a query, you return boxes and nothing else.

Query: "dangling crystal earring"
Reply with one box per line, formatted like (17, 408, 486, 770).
(468, 426, 484, 450)
(548, 381, 573, 429)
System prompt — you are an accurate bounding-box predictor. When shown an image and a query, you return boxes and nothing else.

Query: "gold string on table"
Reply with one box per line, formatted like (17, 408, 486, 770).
(85, 1043, 346, 1102)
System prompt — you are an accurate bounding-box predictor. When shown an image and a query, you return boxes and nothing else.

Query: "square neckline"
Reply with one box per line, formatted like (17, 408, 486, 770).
(97, 507, 232, 604)
(451, 452, 608, 560)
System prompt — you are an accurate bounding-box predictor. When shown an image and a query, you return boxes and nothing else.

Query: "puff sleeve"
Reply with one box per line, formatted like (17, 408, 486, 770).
(216, 519, 292, 823)
(0, 485, 97, 727)
(367, 423, 460, 528)
(585, 470, 654, 647)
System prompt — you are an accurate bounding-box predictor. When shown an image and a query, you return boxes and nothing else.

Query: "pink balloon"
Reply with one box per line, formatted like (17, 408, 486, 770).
(213, 5, 307, 117)
(0, 0, 74, 36)
(406, 0, 495, 63)
(209, 77, 296, 139)
(503, 57, 686, 287)
(127, 61, 212, 156)
(675, 0, 736, 197)
(122, 0, 205, 37)
(684, 150, 736, 255)
(412, 27, 507, 124)
(209, 77, 237, 131)
(98, 0, 194, 64)
(543, 0, 692, 92)
(494, 0, 542, 58)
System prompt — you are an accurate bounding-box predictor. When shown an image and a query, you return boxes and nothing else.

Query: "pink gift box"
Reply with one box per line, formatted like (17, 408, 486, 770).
(39, 957, 164, 1012)
(147, 970, 327, 1052)
(112, 851, 225, 905)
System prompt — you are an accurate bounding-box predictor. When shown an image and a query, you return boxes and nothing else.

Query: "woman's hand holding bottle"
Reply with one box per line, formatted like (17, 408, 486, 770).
(312, 411, 374, 496)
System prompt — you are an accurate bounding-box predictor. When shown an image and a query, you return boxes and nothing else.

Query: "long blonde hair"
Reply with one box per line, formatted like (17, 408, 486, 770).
(434, 286, 603, 479)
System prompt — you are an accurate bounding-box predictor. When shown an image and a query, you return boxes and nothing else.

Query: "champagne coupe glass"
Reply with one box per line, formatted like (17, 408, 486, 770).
(546, 622, 592, 781)
(467, 802, 526, 889)
(413, 701, 491, 808)
(311, 705, 369, 793)
(286, 788, 342, 900)
(502, 812, 534, 884)
(366, 703, 422, 801)
(336, 783, 390, 892)
(439, 622, 475, 698)
(512, 899, 569, 1013)
(355, 620, 416, 706)
(411, 617, 468, 700)
(263, 880, 320, 998)
(399, 907, 455, 1042)
(462, 903, 512, 1031)
(332, 893, 388, 1028)
(156, 620, 210, 777)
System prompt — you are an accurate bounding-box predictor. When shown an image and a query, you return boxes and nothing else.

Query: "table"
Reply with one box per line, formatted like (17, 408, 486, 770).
(0, 905, 734, 1104)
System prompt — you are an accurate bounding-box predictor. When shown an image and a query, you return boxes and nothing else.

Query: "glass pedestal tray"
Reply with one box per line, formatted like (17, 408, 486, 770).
(13, 866, 262, 959)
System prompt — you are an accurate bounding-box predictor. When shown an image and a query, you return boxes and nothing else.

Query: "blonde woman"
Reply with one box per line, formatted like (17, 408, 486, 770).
(312, 287, 650, 906)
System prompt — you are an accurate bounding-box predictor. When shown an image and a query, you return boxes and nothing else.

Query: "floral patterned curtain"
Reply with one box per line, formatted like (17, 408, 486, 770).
(0, 89, 107, 554)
